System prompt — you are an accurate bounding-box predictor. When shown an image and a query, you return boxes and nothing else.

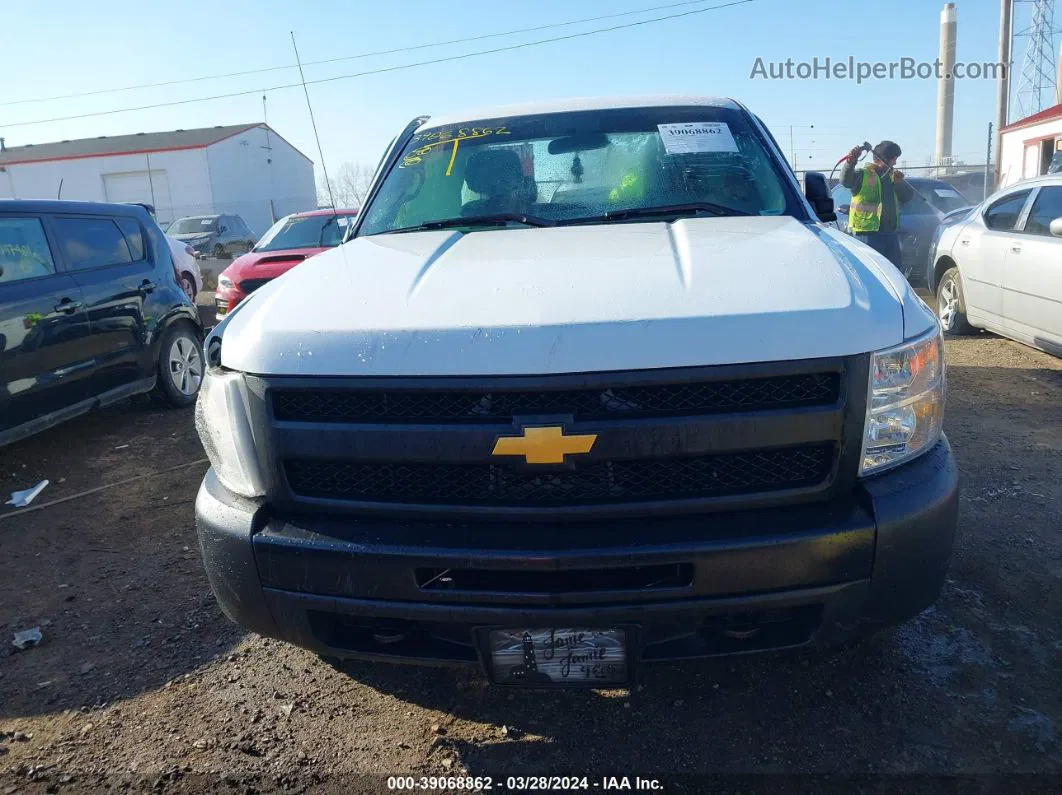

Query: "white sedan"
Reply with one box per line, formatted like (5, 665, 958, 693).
(929, 173, 1062, 356)
(166, 234, 203, 300)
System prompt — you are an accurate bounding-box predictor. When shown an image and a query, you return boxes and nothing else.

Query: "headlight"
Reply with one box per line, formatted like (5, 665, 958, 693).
(218, 276, 234, 290)
(194, 366, 266, 498)
(859, 326, 945, 476)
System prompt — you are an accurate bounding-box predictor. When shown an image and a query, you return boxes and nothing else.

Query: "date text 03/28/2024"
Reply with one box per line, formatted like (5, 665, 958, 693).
(386, 776, 665, 791)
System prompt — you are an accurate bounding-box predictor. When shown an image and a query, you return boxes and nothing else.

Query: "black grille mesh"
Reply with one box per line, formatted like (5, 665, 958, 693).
(284, 445, 834, 506)
(239, 277, 273, 294)
(272, 372, 840, 424)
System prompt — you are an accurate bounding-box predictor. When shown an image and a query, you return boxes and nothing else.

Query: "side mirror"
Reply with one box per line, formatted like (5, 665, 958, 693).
(1051, 217, 1062, 238)
(803, 172, 836, 222)
(219, 226, 227, 233)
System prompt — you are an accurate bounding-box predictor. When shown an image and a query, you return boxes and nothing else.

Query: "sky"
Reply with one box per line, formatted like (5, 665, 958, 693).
(1, 0, 1051, 181)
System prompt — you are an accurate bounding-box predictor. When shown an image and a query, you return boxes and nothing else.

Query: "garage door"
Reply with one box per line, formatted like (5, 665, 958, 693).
(102, 170, 173, 225)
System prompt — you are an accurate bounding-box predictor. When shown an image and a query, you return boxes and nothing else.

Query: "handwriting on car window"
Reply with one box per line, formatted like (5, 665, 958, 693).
(401, 126, 511, 172)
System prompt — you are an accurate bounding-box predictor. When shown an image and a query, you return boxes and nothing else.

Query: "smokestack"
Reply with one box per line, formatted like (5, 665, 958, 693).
(934, 2, 958, 171)
(0, 137, 5, 153)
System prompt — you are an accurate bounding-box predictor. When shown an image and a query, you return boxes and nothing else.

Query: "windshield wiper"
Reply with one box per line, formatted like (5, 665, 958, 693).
(384, 214, 556, 234)
(567, 202, 753, 224)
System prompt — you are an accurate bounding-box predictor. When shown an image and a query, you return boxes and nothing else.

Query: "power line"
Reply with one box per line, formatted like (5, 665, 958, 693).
(2, 0, 753, 130)
(291, 31, 336, 215)
(0, 0, 734, 109)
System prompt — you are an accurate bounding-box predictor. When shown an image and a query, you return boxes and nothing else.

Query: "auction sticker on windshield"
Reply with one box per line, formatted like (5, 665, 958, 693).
(658, 122, 738, 154)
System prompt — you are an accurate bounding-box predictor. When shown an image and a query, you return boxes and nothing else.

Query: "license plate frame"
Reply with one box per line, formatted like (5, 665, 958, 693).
(483, 627, 633, 688)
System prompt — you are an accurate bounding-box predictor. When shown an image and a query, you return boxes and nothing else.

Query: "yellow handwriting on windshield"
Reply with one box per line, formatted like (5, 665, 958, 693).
(400, 126, 511, 169)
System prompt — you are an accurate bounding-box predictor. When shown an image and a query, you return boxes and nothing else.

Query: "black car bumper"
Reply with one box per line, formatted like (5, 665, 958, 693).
(196, 438, 958, 672)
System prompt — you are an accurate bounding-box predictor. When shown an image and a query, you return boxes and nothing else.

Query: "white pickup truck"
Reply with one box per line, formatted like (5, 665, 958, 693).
(194, 96, 957, 687)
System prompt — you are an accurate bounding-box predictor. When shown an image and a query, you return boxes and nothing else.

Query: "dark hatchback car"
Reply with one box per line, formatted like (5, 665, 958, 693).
(832, 177, 971, 286)
(167, 213, 256, 259)
(0, 201, 204, 447)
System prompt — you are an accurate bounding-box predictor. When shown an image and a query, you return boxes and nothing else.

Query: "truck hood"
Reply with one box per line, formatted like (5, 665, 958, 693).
(218, 216, 930, 376)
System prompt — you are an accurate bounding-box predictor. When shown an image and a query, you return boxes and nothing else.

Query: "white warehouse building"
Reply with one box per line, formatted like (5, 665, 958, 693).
(0, 124, 316, 235)
(998, 103, 1062, 189)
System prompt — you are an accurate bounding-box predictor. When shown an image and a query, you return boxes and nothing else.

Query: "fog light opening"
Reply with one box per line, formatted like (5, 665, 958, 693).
(722, 614, 762, 640)
(371, 628, 408, 645)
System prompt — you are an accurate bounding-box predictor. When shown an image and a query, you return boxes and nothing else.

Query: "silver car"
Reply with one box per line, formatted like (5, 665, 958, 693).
(928, 174, 1062, 357)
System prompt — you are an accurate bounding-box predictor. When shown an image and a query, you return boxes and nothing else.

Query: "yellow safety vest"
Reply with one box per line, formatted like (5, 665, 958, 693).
(608, 173, 646, 204)
(849, 167, 899, 233)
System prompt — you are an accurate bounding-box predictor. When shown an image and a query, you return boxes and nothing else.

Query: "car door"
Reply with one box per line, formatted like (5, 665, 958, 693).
(216, 215, 232, 257)
(896, 193, 940, 284)
(956, 189, 1033, 327)
(1002, 185, 1062, 349)
(0, 213, 94, 441)
(220, 215, 244, 257)
(234, 216, 256, 253)
(50, 214, 156, 395)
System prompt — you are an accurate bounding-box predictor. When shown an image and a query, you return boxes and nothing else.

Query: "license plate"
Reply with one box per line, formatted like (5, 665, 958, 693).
(489, 628, 628, 686)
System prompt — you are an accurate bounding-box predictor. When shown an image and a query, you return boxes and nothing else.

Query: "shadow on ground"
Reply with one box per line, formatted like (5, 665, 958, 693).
(0, 400, 241, 719)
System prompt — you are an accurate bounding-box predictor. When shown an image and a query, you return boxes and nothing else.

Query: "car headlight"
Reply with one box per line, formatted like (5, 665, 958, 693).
(859, 325, 945, 477)
(194, 365, 266, 498)
(218, 276, 234, 290)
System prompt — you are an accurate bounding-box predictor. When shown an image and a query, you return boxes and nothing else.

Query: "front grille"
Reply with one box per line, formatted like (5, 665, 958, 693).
(284, 445, 834, 507)
(271, 372, 840, 424)
(239, 277, 273, 294)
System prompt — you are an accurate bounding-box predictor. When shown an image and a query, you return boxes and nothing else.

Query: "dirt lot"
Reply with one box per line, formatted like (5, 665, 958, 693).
(1, 333, 1061, 793)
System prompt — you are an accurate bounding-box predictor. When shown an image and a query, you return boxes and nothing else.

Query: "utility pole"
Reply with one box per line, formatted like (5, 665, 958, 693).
(145, 152, 157, 210)
(994, 0, 1013, 188)
(985, 122, 994, 201)
(789, 125, 795, 168)
(262, 93, 277, 223)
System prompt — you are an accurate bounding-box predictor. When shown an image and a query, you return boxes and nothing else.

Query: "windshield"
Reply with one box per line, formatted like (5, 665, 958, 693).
(254, 213, 357, 251)
(916, 184, 971, 214)
(357, 106, 795, 236)
(169, 217, 218, 234)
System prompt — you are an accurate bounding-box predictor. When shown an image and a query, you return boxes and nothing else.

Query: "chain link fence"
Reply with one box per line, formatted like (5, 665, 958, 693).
(795, 164, 996, 204)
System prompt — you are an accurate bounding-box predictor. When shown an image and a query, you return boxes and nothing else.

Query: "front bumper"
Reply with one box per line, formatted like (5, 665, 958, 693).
(195, 438, 958, 671)
(213, 286, 245, 318)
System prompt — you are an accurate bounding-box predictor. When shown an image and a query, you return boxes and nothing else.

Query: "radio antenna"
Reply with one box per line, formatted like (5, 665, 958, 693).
(290, 31, 337, 213)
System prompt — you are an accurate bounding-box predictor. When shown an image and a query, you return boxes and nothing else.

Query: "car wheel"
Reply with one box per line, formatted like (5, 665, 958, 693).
(936, 267, 974, 335)
(180, 272, 197, 301)
(152, 324, 204, 407)
(213, 243, 226, 259)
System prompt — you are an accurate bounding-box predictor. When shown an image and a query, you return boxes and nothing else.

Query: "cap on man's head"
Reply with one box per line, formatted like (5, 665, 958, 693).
(874, 141, 902, 161)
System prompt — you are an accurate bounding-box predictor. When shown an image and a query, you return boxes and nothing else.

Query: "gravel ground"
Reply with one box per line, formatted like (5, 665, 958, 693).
(1, 332, 1060, 793)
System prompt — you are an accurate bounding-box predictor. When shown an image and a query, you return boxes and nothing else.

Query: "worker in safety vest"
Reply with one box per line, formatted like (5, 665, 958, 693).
(839, 140, 914, 269)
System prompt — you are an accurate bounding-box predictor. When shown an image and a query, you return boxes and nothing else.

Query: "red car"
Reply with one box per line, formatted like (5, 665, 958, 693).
(215, 208, 359, 318)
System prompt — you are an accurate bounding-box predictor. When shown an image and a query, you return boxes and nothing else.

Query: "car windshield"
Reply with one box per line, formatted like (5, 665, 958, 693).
(357, 106, 795, 236)
(915, 183, 971, 214)
(169, 217, 218, 234)
(254, 214, 357, 251)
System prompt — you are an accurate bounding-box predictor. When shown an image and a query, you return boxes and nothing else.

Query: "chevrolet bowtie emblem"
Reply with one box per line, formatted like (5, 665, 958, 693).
(491, 426, 597, 465)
